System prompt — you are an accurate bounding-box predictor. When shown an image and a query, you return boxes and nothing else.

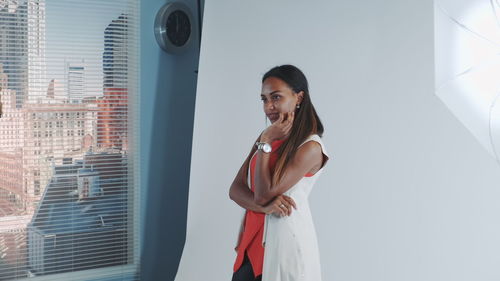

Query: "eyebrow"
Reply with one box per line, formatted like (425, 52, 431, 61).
(260, 91, 281, 98)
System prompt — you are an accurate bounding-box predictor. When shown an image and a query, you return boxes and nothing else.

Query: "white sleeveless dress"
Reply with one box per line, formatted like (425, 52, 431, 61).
(239, 134, 330, 281)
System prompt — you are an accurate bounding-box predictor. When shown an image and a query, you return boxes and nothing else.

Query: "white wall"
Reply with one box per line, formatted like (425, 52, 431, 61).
(176, 1, 500, 280)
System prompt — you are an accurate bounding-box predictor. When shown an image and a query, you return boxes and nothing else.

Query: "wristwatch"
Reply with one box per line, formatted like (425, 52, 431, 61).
(255, 142, 272, 153)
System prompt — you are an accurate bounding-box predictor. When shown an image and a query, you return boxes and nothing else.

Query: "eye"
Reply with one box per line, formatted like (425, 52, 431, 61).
(271, 95, 281, 100)
(261, 97, 267, 103)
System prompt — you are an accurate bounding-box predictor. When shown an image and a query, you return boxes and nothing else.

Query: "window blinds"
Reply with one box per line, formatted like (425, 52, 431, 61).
(0, 0, 139, 279)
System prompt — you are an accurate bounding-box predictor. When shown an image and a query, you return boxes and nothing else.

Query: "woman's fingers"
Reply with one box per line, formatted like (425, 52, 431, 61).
(281, 203, 291, 216)
(282, 195, 297, 210)
(270, 199, 287, 217)
(264, 111, 295, 141)
(276, 112, 293, 138)
(268, 195, 298, 217)
(276, 196, 295, 216)
(285, 111, 294, 131)
(284, 111, 294, 124)
(277, 201, 288, 216)
(277, 204, 286, 217)
(281, 201, 292, 216)
(277, 112, 284, 123)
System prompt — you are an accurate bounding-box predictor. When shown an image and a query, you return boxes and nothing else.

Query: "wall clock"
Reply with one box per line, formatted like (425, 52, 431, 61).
(154, 2, 195, 54)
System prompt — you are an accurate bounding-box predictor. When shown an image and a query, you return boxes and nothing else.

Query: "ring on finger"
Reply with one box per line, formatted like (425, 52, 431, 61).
(279, 203, 286, 209)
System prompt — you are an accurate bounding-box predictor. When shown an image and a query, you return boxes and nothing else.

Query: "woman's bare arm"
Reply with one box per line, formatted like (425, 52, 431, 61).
(230, 133, 299, 217)
(229, 137, 297, 216)
(229, 136, 266, 213)
(254, 140, 324, 206)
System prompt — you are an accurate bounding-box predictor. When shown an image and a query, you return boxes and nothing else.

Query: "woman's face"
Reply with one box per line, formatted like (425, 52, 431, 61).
(261, 77, 303, 124)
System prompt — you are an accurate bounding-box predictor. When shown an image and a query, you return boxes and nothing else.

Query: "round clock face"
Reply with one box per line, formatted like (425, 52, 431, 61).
(166, 10, 191, 47)
(154, 2, 195, 54)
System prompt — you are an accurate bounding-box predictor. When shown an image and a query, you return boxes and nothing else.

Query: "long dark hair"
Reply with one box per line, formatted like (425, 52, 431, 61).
(262, 64, 324, 186)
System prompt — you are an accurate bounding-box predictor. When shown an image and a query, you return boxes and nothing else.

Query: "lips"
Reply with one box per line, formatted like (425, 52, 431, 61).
(267, 113, 279, 122)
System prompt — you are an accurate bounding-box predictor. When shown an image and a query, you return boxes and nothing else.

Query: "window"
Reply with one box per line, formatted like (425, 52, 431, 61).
(0, 0, 139, 279)
(34, 180, 40, 196)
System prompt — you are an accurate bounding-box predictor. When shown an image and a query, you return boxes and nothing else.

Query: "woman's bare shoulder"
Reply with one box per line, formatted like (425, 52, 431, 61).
(295, 140, 322, 162)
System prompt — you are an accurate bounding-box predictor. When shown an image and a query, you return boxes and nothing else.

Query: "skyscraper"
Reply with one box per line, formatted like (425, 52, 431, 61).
(0, 0, 46, 108)
(66, 62, 85, 103)
(26, 0, 47, 104)
(103, 14, 127, 89)
(99, 14, 128, 149)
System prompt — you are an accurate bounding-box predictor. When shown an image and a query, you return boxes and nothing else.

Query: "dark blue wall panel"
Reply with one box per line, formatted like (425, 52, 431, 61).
(140, 1, 202, 280)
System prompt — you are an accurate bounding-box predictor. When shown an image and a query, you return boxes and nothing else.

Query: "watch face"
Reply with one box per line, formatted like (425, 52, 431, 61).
(263, 143, 272, 153)
(166, 10, 191, 47)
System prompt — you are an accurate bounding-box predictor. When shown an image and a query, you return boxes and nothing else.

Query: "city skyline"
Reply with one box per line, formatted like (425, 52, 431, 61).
(45, 0, 127, 98)
(0, 0, 133, 278)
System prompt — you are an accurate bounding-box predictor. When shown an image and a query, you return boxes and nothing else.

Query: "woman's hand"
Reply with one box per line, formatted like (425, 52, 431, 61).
(260, 111, 295, 143)
(261, 194, 297, 217)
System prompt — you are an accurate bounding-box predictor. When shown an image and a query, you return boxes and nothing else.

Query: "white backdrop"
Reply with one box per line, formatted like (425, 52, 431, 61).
(175, 1, 500, 280)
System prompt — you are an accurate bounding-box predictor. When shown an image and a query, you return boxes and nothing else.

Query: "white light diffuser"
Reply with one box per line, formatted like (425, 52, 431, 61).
(435, 0, 500, 163)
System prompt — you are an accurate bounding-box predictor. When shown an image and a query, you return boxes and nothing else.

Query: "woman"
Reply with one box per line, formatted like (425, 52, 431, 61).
(229, 64, 330, 281)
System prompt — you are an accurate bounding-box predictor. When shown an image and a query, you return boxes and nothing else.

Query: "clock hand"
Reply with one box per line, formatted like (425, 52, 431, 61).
(176, 14, 179, 33)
